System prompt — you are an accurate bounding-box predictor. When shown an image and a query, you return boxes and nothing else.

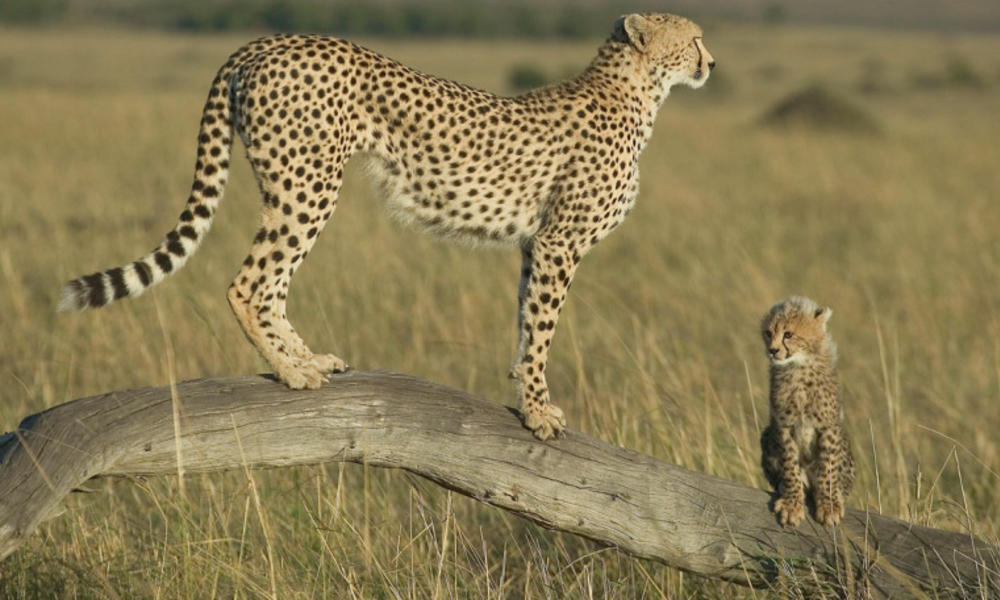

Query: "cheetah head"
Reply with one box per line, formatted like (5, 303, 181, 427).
(614, 13, 715, 101)
(761, 296, 834, 365)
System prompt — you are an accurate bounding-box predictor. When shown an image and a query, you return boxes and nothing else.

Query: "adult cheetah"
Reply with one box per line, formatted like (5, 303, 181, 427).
(59, 14, 715, 440)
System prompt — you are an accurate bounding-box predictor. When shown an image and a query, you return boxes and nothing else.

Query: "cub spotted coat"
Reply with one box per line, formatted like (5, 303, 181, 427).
(760, 296, 855, 527)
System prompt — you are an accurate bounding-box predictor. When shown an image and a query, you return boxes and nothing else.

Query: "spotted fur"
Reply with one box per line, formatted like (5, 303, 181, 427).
(760, 296, 856, 527)
(59, 13, 715, 440)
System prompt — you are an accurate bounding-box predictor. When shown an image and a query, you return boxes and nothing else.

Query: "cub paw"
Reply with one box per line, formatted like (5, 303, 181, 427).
(814, 496, 845, 527)
(773, 496, 806, 528)
(523, 403, 566, 441)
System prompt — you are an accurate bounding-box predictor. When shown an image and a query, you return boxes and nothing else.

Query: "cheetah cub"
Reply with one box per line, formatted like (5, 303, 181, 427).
(760, 296, 855, 527)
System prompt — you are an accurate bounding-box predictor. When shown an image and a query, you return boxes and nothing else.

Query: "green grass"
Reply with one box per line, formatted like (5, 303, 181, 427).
(1, 24, 999, 598)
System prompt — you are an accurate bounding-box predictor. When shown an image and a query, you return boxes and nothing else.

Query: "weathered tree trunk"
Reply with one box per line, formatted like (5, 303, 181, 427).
(0, 372, 996, 598)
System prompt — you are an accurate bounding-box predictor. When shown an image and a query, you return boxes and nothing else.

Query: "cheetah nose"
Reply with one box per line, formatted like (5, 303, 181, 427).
(708, 60, 716, 70)
(768, 346, 779, 357)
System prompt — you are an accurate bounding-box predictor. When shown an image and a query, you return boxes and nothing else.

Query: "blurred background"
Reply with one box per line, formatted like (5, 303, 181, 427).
(1, 1, 998, 598)
(3, 0, 1000, 33)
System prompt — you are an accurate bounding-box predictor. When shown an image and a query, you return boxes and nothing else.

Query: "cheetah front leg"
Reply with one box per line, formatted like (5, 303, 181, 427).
(772, 426, 807, 527)
(511, 235, 581, 440)
(811, 427, 846, 527)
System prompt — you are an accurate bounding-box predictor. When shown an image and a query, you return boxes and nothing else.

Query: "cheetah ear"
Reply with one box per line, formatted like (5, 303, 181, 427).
(614, 14, 653, 53)
(814, 306, 833, 326)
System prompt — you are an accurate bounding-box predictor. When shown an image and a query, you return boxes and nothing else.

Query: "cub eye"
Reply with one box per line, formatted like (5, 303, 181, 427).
(783, 331, 793, 340)
(763, 330, 772, 340)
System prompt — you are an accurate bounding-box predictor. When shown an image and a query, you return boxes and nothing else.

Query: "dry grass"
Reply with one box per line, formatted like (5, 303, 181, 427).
(1, 23, 999, 598)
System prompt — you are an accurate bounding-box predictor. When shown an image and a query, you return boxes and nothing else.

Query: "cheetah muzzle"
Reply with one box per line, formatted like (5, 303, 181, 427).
(58, 14, 714, 440)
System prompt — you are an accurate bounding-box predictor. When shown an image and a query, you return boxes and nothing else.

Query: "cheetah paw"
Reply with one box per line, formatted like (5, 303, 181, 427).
(276, 357, 330, 390)
(310, 353, 349, 375)
(814, 498, 845, 527)
(523, 403, 566, 441)
(773, 496, 805, 528)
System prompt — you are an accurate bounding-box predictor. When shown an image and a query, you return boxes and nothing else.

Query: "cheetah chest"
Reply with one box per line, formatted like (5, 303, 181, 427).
(792, 419, 819, 462)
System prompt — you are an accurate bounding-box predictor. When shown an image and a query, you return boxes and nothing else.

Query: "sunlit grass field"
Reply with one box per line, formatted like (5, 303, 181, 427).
(1, 23, 998, 598)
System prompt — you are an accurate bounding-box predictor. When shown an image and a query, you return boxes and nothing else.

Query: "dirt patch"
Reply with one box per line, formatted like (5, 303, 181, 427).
(761, 84, 880, 133)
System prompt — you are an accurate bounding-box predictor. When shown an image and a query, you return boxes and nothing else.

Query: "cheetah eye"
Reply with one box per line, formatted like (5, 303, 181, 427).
(763, 330, 772, 340)
(783, 331, 793, 340)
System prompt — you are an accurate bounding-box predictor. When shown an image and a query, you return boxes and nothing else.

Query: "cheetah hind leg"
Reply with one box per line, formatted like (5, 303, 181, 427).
(226, 165, 348, 389)
(271, 312, 349, 376)
(228, 284, 347, 389)
(276, 322, 350, 381)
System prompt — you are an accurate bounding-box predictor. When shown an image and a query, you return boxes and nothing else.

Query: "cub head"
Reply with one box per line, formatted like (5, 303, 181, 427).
(613, 13, 715, 96)
(760, 296, 834, 365)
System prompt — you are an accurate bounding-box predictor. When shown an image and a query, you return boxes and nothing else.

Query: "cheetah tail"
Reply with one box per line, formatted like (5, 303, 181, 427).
(57, 65, 239, 312)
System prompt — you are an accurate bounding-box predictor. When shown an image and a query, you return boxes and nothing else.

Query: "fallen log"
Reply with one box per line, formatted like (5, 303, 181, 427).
(0, 372, 996, 597)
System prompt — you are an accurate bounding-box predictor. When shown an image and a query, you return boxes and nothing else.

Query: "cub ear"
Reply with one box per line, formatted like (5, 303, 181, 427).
(613, 14, 653, 52)
(814, 306, 833, 326)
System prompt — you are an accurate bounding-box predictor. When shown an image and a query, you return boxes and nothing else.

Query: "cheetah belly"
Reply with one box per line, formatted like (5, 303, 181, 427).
(367, 153, 546, 246)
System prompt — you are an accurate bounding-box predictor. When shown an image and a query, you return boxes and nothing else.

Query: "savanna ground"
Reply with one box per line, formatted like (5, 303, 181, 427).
(0, 23, 998, 598)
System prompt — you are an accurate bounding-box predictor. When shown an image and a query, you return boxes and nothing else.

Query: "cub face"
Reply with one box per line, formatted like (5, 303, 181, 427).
(619, 13, 716, 92)
(761, 297, 833, 365)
